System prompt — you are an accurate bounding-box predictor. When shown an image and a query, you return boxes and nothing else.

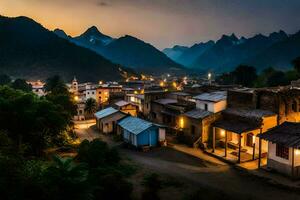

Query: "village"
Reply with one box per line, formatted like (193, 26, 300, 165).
(28, 74, 300, 194)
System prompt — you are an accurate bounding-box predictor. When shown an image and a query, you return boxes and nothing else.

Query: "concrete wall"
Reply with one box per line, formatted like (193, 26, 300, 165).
(196, 100, 226, 113)
(97, 112, 126, 134)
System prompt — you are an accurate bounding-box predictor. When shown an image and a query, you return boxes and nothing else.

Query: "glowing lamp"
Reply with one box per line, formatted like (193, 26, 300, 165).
(179, 117, 184, 128)
(74, 96, 79, 101)
(208, 73, 212, 80)
(220, 129, 225, 137)
(295, 149, 300, 155)
(252, 135, 256, 144)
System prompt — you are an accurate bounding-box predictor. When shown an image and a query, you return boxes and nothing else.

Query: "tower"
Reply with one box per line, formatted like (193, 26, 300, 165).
(71, 76, 78, 94)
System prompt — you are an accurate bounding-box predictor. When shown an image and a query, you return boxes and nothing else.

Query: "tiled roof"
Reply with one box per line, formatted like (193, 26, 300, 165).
(94, 107, 119, 119)
(118, 116, 154, 135)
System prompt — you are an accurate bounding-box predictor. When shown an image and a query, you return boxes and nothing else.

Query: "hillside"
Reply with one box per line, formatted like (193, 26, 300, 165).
(55, 27, 185, 75)
(0, 16, 129, 82)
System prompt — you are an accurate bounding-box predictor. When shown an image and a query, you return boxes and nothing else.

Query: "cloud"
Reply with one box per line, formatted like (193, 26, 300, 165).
(97, 1, 109, 6)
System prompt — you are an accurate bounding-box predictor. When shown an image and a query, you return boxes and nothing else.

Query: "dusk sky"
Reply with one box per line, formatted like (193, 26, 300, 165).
(1, 0, 300, 49)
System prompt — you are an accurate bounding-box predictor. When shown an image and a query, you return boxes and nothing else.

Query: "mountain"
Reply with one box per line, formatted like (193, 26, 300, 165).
(53, 28, 69, 40)
(246, 31, 300, 71)
(0, 15, 131, 82)
(163, 41, 215, 67)
(55, 27, 185, 74)
(191, 31, 289, 72)
(72, 26, 114, 50)
(176, 41, 215, 67)
(163, 45, 188, 61)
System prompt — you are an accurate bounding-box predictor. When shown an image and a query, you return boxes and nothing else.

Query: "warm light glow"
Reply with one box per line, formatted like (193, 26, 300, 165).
(295, 149, 300, 155)
(208, 72, 212, 80)
(99, 81, 103, 85)
(141, 89, 144, 94)
(252, 135, 256, 144)
(220, 129, 225, 137)
(160, 81, 165, 87)
(173, 82, 177, 88)
(179, 117, 184, 128)
(134, 90, 138, 94)
(74, 96, 79, 101)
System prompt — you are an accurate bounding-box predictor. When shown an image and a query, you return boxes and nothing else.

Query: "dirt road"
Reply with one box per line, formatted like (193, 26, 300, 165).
(75, 120, 300, 200)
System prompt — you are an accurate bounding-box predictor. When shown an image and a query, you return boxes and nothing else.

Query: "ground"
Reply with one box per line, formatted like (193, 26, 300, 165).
(74, 120, 300, 200)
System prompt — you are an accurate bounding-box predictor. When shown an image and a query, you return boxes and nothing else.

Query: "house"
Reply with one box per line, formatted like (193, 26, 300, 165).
(74, 102, 86, 121)
(180, 109, 221, 147)
(125, 93, 144, 112)
(95, 107, 127, 134)
(114, 100, 139, 116)
(211, 108, 278, 163)
(258, 122, 300, 178)
(118, 116, 166, 148)
(193, 91, 227, 113)
(96, 87, 110, 105)
(27, 80, 46, 97)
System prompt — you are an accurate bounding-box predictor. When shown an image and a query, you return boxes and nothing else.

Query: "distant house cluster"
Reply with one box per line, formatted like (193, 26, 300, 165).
(68, 76, 300, 179)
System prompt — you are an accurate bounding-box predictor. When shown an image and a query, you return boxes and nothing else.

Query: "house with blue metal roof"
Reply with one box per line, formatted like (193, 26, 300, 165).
(117, 116, 166, 148)
(95, 107, 127, 134)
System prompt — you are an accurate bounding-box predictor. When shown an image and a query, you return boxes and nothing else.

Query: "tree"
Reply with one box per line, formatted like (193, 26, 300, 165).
(0, 74, 11, 85)
(77, 139, 120, 168)
(44, 155, 90, 200)
(11, 78, 32, 92)
(45, 75, 68, 94)
(85, 98, 97, 118)
(231, 65, 257, 87)
(293, 56, 300, 74)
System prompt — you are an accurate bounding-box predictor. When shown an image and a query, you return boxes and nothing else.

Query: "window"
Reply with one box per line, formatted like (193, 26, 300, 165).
(246, 133, 254, 147)
(204, 104, 208, 111)
(152, 112, 157, 119)
(276, 144, 289, 160)
(99, 92, 101, 94)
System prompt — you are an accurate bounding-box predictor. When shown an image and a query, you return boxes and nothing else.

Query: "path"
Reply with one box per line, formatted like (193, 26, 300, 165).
(75, 121, 300, 200)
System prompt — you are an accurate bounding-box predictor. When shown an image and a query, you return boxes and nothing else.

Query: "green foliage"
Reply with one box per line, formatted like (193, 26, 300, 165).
(85, 98, 97, 114)
(0, 84, 74, 156)
(292, 56, 300, 74)
(254, 67, 290, 87)
(216, 65, 257, 87)
(77, 139, 120, 168)
(231, 65, 257, 87)
(11, 78, 32, 92)
(0, 74, 11, 85)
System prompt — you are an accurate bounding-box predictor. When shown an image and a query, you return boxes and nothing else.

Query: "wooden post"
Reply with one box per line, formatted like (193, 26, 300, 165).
(225, 130, 228, 157)
(258, 137, 262, 168)
(212, 127, 216, 153)
(252, 143, 256, 160)
(238, 134, 241, 163)
(292, 147, 295, 177)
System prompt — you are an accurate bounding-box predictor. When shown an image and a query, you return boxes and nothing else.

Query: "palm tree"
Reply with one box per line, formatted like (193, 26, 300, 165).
(45, 155, 91, 200)
(85, 98, 97, 118)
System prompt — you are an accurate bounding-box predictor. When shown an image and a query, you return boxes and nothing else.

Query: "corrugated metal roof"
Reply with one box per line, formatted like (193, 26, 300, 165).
(154, 98, 177, 105)
(183, 109, 212, 119)
(194, 91, 227, 102)
(118, 116, 154, 135)
(94, 107, 118, 119)
(115, 100, 130, 107)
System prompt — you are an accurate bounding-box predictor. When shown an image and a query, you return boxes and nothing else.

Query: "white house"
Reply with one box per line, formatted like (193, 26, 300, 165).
(193, 91, 227, 113)
(259, 122, 300, 178)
